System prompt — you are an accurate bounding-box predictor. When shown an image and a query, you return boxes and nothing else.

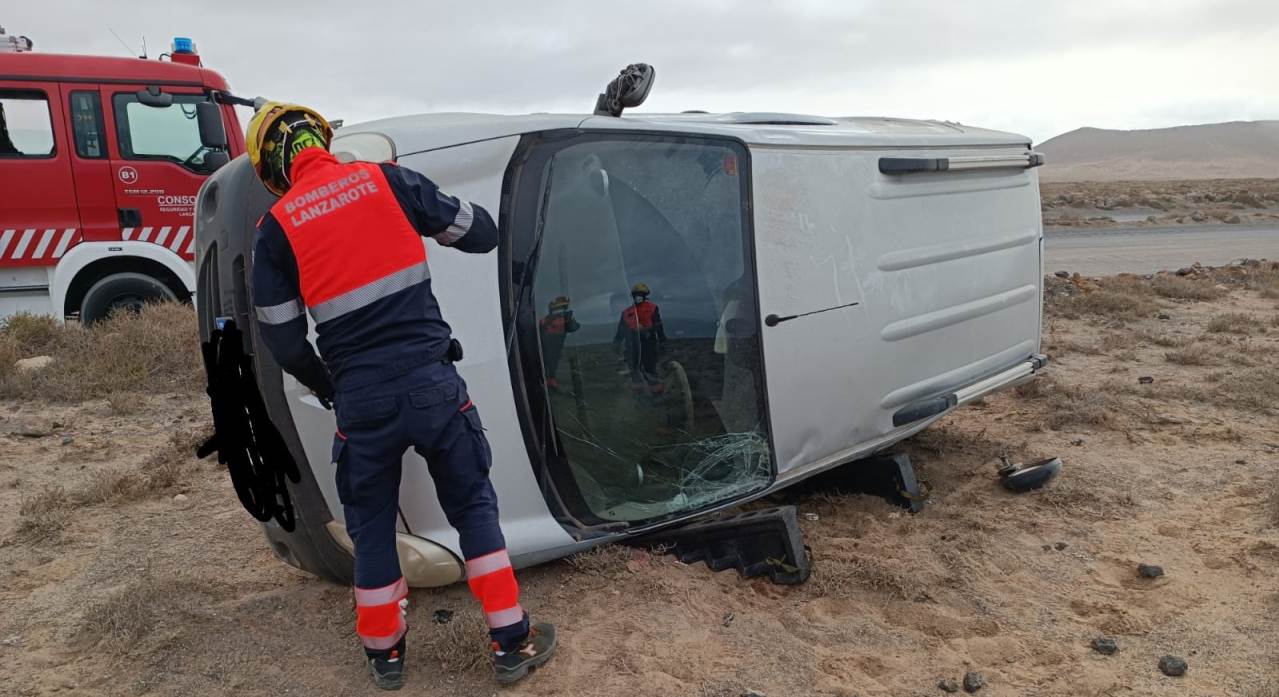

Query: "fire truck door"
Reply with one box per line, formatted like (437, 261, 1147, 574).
(0, 82, 80, 272)
(102, 87, 213, 260)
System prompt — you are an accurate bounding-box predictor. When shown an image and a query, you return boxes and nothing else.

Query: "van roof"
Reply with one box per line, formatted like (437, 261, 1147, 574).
(339, 111, 1031, 156)
(0, 52, 231, 90)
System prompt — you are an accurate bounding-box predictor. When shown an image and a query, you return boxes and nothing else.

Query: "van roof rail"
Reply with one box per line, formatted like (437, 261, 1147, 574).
(708, 112, 838, 126)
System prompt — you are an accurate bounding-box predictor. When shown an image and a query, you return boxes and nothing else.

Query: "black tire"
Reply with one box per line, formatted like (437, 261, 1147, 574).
(1000, 457, 1062, 492)
(80, 272, 178, 324)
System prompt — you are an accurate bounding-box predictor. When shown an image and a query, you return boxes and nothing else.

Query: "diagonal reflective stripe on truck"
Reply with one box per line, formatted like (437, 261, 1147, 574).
(0, 230, 14, 258)
(31, 229, 55, 259)
(168, 226, 190, 252)
(153, 226, 172, 246)
(52, 229, 76, 258)
(12, 229, 35, 259)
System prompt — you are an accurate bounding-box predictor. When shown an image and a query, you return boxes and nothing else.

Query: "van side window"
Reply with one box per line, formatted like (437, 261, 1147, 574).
(0, 89, 55, 158)
(69, 91, 106, 159)
(111, 93, 210, 173)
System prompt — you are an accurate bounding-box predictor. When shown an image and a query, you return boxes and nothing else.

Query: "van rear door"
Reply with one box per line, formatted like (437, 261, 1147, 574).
(752, 144, 1044, 476)
(101, 86, 213, 259)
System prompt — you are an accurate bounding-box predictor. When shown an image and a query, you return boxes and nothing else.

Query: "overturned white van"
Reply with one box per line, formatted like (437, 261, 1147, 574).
(195, 95, 1047, 586)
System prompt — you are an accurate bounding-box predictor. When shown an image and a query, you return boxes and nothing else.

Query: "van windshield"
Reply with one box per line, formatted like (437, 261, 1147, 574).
(524, 136, 772, 523)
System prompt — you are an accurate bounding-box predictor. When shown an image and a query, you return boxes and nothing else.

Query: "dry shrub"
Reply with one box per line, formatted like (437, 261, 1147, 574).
(1165, 343, 1216, 366)
(1, 312, 63, 353)
(1038, 381, 1124, 431)
(1138, 330, 1186, 348)
(1152, 276, 1224, 301)
(0, 333, 19, 382)
(80, 579, 161, 650)
(1099, 332, 1139, 352)
(1212, 368, 1279, 412)
(1055, 290, 1158, 321)
(1205, 312, 1257, 334)
(106, 391, 142, 415)
(15, 485, 72, 543)
(566, 544, 633, 577)
(810, 554, 927, 601)
(419, 611, 490, 674)
(0, 302, 201, 401)
(1248, 682, 1279, 697)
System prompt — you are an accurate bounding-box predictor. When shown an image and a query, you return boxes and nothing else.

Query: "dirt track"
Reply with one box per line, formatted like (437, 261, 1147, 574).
(1045, 224, 1279, 276)
(2, 271, 1278, 697)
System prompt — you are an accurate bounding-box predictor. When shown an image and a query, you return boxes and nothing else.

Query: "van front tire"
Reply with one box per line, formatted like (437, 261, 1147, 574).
(80, 272, 178, 324)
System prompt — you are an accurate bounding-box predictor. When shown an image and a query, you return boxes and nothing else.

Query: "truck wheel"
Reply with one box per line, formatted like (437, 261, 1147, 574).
(80, 272, 178, 324)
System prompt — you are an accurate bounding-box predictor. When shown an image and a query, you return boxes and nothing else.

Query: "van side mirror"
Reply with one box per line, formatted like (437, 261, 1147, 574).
(136, 86, 173, 108)
(593, 63, 655, 117)
(197, 101, 228, 149)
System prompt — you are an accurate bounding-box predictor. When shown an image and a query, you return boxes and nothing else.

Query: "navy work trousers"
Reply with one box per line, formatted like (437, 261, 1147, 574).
(332, 360, 529, 649)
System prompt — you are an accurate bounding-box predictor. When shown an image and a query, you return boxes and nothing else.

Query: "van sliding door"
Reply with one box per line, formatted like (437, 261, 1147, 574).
(504, 132, 774, 528)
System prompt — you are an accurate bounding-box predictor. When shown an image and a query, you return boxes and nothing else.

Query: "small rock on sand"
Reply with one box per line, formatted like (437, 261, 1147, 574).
(173, 494, 188, 502)
(1054, 542, 1069, 551)
(1053, 271, 1070, 279)
(963, 672, 986, 693)
(1158, 655, 1187, 676)
(60, 437, 74, 446)
(1138, 563, 1164, 578)
(15, 356, 53, 372)
(1138, 376, 1154, 385)
(938, 678, 960, 693)
(1091, 637, 1118, 655)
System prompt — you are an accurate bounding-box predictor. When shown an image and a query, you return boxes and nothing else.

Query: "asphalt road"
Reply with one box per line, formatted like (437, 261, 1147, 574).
(1044, 224, 1279, 276)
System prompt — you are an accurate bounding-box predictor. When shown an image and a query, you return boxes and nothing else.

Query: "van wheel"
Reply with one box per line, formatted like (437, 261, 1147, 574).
(80, 272, 177, 324)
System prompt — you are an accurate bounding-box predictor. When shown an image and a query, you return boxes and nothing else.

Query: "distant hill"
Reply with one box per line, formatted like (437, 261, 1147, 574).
(1037, 121, 1279, 181)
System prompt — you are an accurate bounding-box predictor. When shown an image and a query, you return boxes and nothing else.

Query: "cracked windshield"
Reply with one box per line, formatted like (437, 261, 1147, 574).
(532, 138, 773, 522)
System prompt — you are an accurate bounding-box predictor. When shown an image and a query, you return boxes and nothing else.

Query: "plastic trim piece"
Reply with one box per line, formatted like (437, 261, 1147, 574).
(879, 151, 1045, 175)
(629, 505, 811, 584)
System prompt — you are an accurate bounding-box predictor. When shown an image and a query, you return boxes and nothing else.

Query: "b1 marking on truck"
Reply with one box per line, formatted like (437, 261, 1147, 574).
(118, 166, 139, 184)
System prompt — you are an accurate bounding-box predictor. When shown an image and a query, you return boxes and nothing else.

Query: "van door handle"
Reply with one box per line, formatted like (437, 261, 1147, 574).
(118, 208, 142, 228)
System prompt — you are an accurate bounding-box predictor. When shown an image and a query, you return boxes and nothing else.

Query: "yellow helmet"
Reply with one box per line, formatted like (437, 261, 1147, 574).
(630, 282, 650, 297)
(245, 101, 333, 196)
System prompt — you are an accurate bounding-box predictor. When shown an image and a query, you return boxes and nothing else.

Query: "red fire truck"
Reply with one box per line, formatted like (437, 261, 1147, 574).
(0, 30, 243, 322)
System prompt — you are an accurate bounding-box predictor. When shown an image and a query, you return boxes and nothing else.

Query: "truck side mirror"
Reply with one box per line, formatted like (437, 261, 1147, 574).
(197, 101, 228, 149)
(205, 150, 230, 172)
(136, 86, 173, 108)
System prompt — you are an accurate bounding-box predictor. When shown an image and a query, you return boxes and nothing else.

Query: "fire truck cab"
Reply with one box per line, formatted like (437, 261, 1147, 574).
(0, 32, 243, 322)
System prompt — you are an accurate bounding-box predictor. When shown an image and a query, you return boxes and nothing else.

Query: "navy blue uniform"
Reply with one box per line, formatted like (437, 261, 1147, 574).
(251, 148, 527, 654)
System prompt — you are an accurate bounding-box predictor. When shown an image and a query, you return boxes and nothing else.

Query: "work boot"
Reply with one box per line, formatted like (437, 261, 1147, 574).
(367, 638, 406, 691)
(493, 623, 557, 684)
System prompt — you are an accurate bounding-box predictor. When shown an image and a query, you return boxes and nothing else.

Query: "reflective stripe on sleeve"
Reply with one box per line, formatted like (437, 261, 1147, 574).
(255, 297, 305, 325)
(435, 200, 473, 246)
(309, 260, 430, 323)
(465, 549, 511, 579)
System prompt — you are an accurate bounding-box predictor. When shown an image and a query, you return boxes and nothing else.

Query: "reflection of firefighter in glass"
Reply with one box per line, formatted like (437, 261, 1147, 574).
(538, 296, 579, 389)
(613, 283, 667, 390)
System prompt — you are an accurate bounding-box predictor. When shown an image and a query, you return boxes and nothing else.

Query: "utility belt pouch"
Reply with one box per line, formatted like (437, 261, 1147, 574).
(447, 338, 464, 363)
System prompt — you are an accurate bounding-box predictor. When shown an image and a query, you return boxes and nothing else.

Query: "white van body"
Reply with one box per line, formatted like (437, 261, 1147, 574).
(195, 111, 1046, 586)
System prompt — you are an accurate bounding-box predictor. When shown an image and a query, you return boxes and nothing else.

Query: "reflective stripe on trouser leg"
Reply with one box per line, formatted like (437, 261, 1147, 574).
(354, 577, 409, 651)
(465, 549, 523, 630)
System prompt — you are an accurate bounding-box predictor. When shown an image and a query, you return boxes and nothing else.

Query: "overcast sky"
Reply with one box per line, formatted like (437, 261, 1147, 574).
(9, 0, 1278, 144)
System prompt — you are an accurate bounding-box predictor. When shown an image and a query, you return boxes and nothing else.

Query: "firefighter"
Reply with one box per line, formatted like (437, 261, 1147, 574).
(538, 296, 579, 389)
(245, 103, 555, 689)
(613, 282, 667, 390)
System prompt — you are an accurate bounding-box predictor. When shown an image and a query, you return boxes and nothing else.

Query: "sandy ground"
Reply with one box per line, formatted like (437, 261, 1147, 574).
(2, 277, 1278, 697)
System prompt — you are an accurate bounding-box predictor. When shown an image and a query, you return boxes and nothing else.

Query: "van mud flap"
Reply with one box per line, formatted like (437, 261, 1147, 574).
(627, 506, 811, 585)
